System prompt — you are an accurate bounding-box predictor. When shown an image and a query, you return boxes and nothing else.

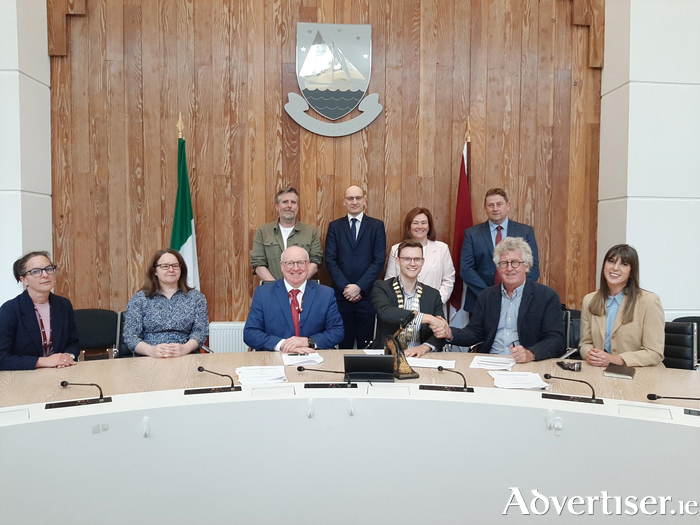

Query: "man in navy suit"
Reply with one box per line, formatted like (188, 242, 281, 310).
(434, 237, 564, 362)
(244, 246, 344, 352)
(460, 188, 539, 313)
(325, 185, 386, 348)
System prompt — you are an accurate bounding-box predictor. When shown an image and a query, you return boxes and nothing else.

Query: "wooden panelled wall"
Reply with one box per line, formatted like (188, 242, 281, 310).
(48, 0, 604, 321)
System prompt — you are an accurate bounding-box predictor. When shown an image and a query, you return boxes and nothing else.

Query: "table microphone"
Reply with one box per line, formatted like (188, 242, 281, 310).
(647, 394, 700, 402)
(437, 366, 470, 390)
(198, 366, 236, 389)
(60, 380, 105, 401)
(544, 374, 598, 401)
(297, 365, 350, 383)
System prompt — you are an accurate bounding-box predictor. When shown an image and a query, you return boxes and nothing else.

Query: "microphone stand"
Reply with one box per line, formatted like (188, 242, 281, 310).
(542, 374, 604, 405)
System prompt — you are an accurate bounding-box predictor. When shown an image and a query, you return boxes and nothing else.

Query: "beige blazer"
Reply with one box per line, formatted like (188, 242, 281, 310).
(579, 290, 665, 367)
(385, 240, 455, 306)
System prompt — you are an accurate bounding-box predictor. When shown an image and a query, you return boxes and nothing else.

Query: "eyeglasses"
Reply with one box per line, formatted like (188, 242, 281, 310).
(155, 263, 181, 271)
(282, 260, 309, 269)
(399, 257, 424, 264)
(344, 196, 364, 202)
(23, 266, 57, 277)
(497, 260, 525, 269)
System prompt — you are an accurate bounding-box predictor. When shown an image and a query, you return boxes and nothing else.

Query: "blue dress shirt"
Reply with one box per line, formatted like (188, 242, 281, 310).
(491, 281, 525, 355)
(489, 218, 509, 248)
(604, 292, 624, 353)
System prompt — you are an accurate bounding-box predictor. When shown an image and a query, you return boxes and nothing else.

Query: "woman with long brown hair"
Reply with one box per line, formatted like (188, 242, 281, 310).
(579, 244, 665, 367)
(123, 249, 209, 358)
(385, 207, 455, 315)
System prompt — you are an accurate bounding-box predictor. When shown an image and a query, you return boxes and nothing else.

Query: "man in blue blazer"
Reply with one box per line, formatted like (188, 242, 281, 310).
(435, 237, 563, 362)
(325, 185, 386, 349)
(244, 246, 344, 352)
(460, 188, 539, 313)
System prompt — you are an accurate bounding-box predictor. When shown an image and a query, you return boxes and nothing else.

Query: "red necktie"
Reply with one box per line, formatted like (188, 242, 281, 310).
(494, 226, 503, 285)
(289, 289, 301, 337)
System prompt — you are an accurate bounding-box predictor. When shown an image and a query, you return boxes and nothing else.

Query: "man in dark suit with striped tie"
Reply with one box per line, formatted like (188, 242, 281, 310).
(460, 188, 540, 314)
(325, 185, 386, 349)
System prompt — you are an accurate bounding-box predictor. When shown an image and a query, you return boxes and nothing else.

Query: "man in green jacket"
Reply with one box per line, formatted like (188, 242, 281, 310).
(250, 187, 323, 282)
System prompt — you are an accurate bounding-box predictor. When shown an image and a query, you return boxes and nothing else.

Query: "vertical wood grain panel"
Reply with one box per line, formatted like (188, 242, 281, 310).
(51, 53, 73, 300)
(400, 0, 420, 217)
(106, 60, 127, 310)
(106, 0, 123, 61)
(88, 0, 110, 308)
(51, 0, 604, 319)
(517, 0, 538, 229)
(124, 3, 145, 295)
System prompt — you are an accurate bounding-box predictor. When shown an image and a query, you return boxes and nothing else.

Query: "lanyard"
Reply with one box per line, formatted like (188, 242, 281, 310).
(34, 305, 53, 354)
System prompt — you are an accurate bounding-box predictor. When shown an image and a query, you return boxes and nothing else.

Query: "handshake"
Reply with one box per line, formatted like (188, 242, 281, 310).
(426, 315, 452, 340)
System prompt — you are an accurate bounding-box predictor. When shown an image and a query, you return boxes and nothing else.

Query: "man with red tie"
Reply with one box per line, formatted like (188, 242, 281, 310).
(460, 188, 540, 314)
(243, 246, 344, 352)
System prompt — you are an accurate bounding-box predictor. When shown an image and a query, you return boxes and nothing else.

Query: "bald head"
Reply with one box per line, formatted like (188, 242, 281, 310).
(282, 246, 309, 263)
(343, 185, 366, 216)
(280, 246, 310, 288)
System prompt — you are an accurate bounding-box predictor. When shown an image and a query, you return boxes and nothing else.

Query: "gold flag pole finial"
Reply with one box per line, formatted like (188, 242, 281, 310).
(466, 116, 471, 143)
(177, 113, 184, 139)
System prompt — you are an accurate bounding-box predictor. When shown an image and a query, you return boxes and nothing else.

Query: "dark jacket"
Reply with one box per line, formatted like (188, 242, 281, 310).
(0, 290, 80, 370)
(460, 220, 540, 312)
(371, 278, 445, 351)
(325, 215, 387, 300)
(450, 280, 565, 361)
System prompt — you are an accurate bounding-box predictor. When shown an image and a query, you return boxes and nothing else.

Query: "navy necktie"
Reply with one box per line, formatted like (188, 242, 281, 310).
(351, 218, 358, 243)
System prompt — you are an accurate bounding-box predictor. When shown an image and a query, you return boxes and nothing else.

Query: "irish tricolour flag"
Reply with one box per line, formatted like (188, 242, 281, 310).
(170, 137, 200, 290)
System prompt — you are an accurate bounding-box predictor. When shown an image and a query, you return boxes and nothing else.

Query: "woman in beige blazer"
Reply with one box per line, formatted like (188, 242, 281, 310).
(385, 207, 455, 314)
(579, 244, 665, 367)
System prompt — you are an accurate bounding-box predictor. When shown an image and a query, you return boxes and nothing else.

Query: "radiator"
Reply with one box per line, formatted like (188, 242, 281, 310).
(208, 322, 248, 353)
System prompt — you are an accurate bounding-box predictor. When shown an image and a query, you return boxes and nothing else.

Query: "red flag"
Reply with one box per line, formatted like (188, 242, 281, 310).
(449, 140, 474, 311)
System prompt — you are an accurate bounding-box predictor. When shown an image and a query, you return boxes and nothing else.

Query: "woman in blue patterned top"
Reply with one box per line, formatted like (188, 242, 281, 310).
(124, 249, 209, 358)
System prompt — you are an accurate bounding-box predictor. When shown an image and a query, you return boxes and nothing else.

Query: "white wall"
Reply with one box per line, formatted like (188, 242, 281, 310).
(599, 0, 700, 320)
(0, 0, 52, 303)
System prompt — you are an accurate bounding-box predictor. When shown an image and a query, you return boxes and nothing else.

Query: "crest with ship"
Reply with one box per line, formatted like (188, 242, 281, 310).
(298, 30, 370, 121)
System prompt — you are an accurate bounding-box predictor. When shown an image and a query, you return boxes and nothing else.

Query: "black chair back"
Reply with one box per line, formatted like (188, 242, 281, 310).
(117, 311, 135, 357)
(663, 321, 698, 370)
(73, 309, 119, 351)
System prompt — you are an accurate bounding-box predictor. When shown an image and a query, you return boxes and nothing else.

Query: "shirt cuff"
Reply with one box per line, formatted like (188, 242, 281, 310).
(274, 339, 285, 352)
(424, 343, 435, 351)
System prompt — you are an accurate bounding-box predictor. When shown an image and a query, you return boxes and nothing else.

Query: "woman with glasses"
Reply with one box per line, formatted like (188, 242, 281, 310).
(0, 251, 79, 370)
(123, 249, 209, 358)
(579, 244, 665, 367)
(385, 207, 455, 314)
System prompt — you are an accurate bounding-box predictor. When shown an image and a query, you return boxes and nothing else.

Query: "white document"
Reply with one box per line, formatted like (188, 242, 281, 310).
(235, 366, 288, 385)
(363, 349, 386, 356)
(488, 371, 550, 390)
(470, 355, 516, 371)
(406, 358, 456, 369)
(282, 353, 324, 367)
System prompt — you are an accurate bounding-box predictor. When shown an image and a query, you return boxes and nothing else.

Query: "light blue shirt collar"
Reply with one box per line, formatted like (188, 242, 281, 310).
(489, 218, 509, 233)
(501, 280, 525, 299)
(606, 291, 624, 308)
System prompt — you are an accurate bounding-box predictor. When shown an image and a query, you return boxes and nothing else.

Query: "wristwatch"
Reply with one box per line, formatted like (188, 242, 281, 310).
(308, 337, 317, 349)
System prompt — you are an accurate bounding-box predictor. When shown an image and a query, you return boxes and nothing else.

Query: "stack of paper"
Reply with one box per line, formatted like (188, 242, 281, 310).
(235, 366, 287, 385)
(406, 358, 456, 369)
(470, 356, 516, 371)
(281, 353, 324, 367)
(488, 371, 550, 390)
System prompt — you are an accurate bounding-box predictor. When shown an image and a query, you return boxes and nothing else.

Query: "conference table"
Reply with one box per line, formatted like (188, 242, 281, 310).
(1, 351, 699, 524)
